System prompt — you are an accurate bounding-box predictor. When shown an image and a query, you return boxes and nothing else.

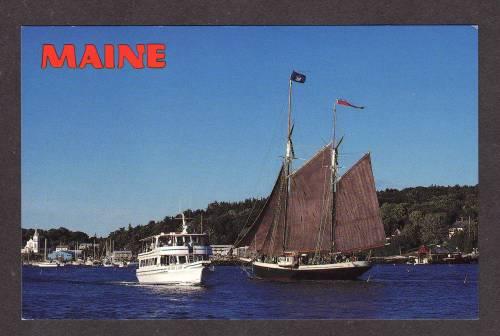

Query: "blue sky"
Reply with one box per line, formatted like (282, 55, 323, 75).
(21, 26, 478, 236)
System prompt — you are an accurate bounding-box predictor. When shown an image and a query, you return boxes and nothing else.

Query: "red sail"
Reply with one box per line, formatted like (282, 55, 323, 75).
(285, 145, 333, 252)
(333, 153, 386, 253)
(234, 165, 286, 256)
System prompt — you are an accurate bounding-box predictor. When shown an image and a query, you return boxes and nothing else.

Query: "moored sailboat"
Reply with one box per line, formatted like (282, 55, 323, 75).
(233, 71, 386, 280)
(36, 238, 59, 268)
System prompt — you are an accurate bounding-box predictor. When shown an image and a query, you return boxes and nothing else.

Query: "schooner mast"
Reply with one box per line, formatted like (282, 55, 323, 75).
(233, 71, 386, 281)
(282, 71, 307, 252)
(330, 101, 343, 252)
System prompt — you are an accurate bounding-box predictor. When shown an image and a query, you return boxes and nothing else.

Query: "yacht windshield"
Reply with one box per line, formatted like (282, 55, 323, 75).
(157, 236, 173, 247)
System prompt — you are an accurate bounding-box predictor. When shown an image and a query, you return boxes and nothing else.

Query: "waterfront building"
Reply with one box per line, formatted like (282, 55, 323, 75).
(449, 221, 466, 238)
(21, 229, 39, 254)
(233, 246, 248, 257)
(48, 250, 74, 262)
(416, 245, 430, 264)
(430, 246, 451, 263)
(210, 245, 233, 256)
(111, 250, 132, 263)
(79, 243, 94, 250)
(416, 245, 451, 264)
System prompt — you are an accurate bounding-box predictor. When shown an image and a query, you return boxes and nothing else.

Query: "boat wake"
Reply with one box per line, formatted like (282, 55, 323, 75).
(113, 281, 208, 291)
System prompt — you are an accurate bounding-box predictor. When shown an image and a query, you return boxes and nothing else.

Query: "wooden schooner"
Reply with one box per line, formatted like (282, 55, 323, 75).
(233, 71, 386, 280)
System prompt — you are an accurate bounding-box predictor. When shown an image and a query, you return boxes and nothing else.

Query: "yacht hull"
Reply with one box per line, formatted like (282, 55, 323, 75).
(136, 261, 210, 285)
(252, 260, 371, 281)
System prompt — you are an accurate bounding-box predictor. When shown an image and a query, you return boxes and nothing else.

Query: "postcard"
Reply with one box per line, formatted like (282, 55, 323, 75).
(21, 26, 478, 320)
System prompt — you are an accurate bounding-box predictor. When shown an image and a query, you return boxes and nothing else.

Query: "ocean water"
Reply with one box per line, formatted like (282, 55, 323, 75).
(22, 264, 478, 319)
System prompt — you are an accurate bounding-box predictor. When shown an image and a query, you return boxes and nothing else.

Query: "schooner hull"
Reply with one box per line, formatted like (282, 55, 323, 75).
(252, 261, 372, 281)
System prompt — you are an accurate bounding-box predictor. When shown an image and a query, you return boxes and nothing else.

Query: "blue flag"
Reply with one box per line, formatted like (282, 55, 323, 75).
(290, 71, 306, 83)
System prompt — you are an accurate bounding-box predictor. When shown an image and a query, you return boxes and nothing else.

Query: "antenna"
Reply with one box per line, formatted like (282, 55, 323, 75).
(174, 211, 194, 234)
(181, 212, 187, 233)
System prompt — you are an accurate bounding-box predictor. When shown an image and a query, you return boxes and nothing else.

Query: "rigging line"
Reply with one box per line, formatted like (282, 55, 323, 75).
(319, 179, 332, 255)
(234, 166, 285, 249)
(314, 173, 326, 257)
(258, 168, 284, 255)
(265, 172, 286, 256)
(317, 176, 331, 257)
(340, 152, 367, 155)
(234, 99, 289, 246)
(322, 157, 334, 253)
(313, 152, 331, 259)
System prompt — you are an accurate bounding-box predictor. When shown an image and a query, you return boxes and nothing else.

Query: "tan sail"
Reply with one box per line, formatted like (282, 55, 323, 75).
(285, 144, 333, 252)
(333, 153, 386, 253)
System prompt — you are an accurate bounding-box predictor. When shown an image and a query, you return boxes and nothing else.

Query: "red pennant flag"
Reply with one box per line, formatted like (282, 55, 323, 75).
(336, 98, 364, 109)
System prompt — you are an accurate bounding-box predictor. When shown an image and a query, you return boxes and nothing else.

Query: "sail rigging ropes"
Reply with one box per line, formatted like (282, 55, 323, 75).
(264, 169, 286, 256)
(313, 152, 332, 260)
(233, 103, 288, 249)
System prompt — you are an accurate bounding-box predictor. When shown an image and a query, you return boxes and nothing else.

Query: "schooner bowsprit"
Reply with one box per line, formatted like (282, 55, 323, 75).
(233, 71, 386, 280)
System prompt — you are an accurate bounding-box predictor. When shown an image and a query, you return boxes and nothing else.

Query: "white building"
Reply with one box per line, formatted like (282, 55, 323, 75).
(21, 229, 39, 254)
(111, 250, 132, 262)
(210, 245, 233, 256)
(449, 221, 466, 238)
(79, 243, 95, 250)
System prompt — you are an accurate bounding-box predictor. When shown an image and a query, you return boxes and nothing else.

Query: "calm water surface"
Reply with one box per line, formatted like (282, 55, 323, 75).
(22, 264, 478, 319)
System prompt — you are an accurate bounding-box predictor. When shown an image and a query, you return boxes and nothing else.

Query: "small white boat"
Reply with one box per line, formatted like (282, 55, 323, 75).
(71, 259, 84, 266)
(36, 261, 59, 268)
(114, 261, 128, 268)
(36, 238, 59, 267)
(102, 258, 114, 267)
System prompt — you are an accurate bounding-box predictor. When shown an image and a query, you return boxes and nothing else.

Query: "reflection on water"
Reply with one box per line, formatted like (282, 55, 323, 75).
(22, 264, 478, 319)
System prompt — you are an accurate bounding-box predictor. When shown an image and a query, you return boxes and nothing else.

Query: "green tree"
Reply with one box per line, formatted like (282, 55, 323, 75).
(380, 203, 407, 235)
(420, 212, 448, 245)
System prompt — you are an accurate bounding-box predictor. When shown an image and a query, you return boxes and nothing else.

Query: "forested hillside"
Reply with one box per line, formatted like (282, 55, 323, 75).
(22, 185, 478, 255)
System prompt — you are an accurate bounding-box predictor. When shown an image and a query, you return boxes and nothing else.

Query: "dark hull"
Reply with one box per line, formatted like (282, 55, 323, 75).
(253, 262, 372, 281)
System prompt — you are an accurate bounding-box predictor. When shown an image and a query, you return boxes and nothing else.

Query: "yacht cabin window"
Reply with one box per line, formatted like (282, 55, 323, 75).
(158, 236, 173, 247)
(176, 236, 183, 246)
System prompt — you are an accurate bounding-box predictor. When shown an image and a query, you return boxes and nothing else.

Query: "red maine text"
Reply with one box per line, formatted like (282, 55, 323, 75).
(41, 44, 167, 69)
